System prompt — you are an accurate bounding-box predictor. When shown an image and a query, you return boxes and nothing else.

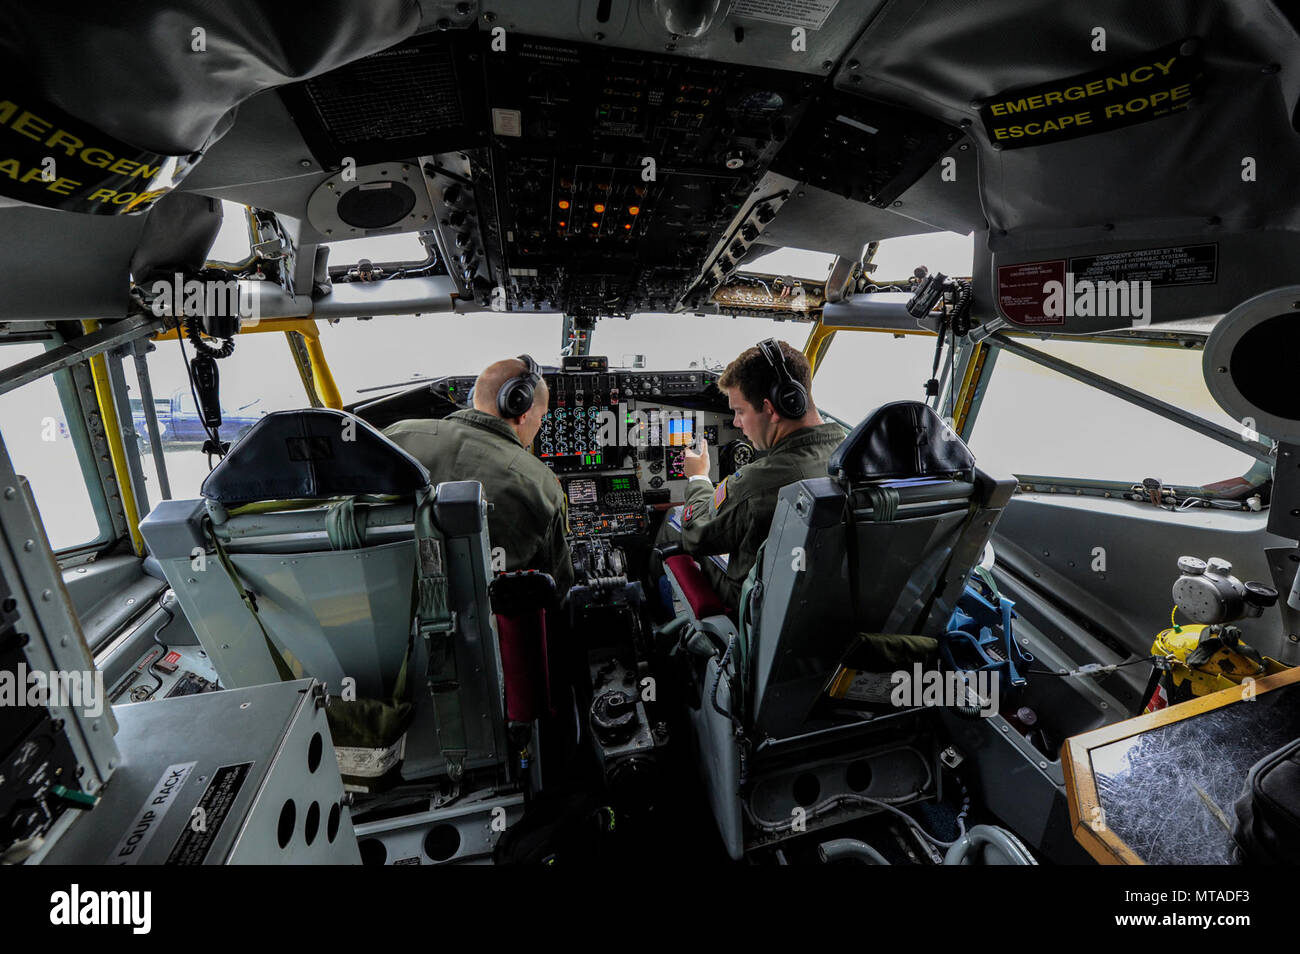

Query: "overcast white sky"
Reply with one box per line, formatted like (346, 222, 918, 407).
(0, 226, 1255, 550)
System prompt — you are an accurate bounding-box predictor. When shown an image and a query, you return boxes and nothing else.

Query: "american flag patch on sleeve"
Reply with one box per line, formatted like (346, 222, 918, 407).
(713, 478, 728, 509)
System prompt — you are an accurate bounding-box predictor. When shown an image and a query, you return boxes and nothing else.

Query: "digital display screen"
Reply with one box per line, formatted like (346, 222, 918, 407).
(667, 417, 693, 447)
(610, 476, 632, 491)
(667, 448, 687, 480)
(536, 402, 611, 470)
(566, 479, 598, 505)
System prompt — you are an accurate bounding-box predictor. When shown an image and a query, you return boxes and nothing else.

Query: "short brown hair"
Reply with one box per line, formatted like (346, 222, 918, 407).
(718, 340, 812, 415)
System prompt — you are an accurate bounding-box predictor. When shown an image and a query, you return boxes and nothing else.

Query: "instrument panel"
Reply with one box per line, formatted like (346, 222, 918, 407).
(478, 35, 819, 315)
(564, 473, 647, 538)
(410, 361, 754, 541)
(285, 28, 962, 316)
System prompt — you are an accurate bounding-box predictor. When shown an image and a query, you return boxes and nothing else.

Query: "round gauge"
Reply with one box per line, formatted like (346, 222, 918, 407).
(734, 91, 784, 122)
(731, 441, 755, 467)
(649, 476, 664, 489)
(554, 408, 567, 419)
(649, 460, 663, 474)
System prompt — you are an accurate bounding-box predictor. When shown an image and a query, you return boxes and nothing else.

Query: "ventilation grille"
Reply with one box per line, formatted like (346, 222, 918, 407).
(284, 34, 484, 166)
(304, 45, 465, 144)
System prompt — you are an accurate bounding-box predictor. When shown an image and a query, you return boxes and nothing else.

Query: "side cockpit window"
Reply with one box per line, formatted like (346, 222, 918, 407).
(968, 336, 1262, 494)
(0, 340, 113, 552)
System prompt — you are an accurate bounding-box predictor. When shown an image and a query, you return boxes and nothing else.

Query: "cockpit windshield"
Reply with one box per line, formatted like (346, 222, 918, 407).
(323, 314, 566, 404)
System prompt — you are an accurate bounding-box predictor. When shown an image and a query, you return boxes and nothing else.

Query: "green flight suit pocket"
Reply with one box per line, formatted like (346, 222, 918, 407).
(326, 638, 416, 793)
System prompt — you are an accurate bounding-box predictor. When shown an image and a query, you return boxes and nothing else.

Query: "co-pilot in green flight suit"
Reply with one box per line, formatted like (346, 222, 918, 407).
(384, 408, 574, 595)
(678, 422, 845, 608)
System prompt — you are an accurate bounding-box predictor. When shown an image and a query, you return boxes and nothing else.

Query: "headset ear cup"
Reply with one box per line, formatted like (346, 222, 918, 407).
(497, 354, 541, 418)
(785, 386, 807, 418)
(759, 338, 807, 418)
(500, 380, 533, 418)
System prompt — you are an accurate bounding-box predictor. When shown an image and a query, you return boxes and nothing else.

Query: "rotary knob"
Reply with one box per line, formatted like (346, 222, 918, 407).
(1176, 556, 1207, 575)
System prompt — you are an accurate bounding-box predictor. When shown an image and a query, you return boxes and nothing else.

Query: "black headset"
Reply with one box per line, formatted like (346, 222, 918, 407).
(497, 354, 542, 418)
(758, 338, 808, 419)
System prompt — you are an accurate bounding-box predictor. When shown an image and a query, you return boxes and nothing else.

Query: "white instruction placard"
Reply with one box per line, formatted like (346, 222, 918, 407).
(729, 0, 839, 30)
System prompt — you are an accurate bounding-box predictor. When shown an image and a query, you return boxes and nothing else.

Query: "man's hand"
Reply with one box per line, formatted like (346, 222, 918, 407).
(683, 438, 710, 479)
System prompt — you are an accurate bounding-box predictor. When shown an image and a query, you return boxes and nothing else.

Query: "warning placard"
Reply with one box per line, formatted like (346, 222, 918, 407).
(980, 42, 1203, 149)
(0, 88, 188, 215)
(729, 0, 839, 30)
(1069, 243, 1217, 288)
(165, 761, 252, 865)
(997, 260, 1066, 326)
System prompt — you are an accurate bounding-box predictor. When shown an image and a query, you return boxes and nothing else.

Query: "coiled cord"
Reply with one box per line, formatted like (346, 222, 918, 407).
(184, 313, 236, 358)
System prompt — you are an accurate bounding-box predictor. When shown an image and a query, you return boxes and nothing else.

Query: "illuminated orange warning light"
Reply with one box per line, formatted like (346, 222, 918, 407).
(558, 220, 566, 227)
(623, 223, 632, 230)
(591, 221, 599, 228)
(593, 203, 606, 213)
(557, 200, 570, 210)
(628, 206, 640, 215)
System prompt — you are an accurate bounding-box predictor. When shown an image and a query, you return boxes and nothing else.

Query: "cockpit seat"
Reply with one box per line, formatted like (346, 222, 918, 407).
(139, 408, 511, 787)
(665, 401, 1017, 858)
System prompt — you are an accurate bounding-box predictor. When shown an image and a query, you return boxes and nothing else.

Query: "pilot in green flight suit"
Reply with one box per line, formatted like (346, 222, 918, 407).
(675, 339, 844, 608)
(383, 356, 574, 596)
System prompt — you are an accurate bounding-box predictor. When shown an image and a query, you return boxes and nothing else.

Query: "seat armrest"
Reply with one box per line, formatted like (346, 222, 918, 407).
(663, 554, 730, 623)
(655, 542, 684, 561)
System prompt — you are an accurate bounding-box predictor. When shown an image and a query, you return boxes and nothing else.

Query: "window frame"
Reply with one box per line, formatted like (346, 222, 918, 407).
(0, 333, 120, 557)
(961, 330, 1271, 501)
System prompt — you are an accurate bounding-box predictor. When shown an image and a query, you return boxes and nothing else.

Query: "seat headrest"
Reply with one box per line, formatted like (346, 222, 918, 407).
(828, 401, 975, 483)
(201, 409, 430, 505)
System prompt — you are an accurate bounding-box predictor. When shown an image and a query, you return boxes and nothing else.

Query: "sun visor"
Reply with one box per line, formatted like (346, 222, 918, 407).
(0, 1, 420, 214)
